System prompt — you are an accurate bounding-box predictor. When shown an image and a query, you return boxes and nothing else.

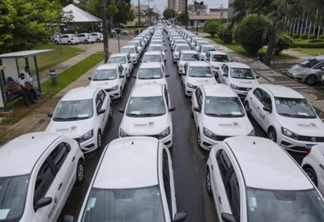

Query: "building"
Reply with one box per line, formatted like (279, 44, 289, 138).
(127, 4, 149, 27)
(189, 8, 228, 27)
(168, 0, 185, 13)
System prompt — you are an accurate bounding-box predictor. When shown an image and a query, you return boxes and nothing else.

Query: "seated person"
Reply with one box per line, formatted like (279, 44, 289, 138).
(20, 66, 34, 84)
(5, 77, 36, 107)
(17, 73, 39, 100)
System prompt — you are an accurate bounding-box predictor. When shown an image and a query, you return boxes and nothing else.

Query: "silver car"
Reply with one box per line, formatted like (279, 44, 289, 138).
(287, 56, 324, 85)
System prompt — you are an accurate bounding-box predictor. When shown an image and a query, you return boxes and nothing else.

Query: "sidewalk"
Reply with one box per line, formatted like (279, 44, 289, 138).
(0, 36, 131, 146)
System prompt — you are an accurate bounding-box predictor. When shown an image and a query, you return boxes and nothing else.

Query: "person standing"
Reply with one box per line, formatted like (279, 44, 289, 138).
(5, 77, 36, 107)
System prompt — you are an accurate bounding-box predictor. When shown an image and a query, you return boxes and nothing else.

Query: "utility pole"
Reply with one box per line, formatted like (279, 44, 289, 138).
(138, 0, 141, 28)
(102, 0, 109, 63)
(185, 0, 188, 29)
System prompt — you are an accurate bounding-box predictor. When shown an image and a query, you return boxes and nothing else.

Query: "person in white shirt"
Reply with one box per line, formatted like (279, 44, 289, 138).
(20, 66, 34, 84)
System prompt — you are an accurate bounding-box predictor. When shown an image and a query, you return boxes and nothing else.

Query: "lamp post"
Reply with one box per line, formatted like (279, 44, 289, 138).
(185, 0, 188, 29)
(101, 0, 109, 63)
(138, 0, 141, 27)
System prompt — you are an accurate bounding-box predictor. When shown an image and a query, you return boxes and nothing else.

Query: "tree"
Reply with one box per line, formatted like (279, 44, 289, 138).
(163, 8, 176, 20)
(114, 0, 135, 25)
(53, 9, 74, 55)
(218, 23, 233, 44)
(177, 12, 189, 26)
(275, 34, 293, 55)
(188, 0, 207, 15)
(203, 19, 220, 37)
(0, 0, 61, 53)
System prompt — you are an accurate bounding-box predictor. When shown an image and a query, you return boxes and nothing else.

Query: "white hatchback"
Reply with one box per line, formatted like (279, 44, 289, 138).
(120, 45, 140, 64)
(197, 44, 217, 61)
(192, 84, 254, 150)
(64, 137, 186, 222)
(207, 136, 324, 222)
(46, 86, 112, 153)
(206, 51, 231, 77)
(0, 132, 84, 222)
(119, 84, 175, 148)
(77, 33, 95, 44)
(107, 53, 134, 78)
(177, 50, 200, 74)
(89, 63, 127, 99)
(134, 62, 169, 86)
(173, 44, 191, 63)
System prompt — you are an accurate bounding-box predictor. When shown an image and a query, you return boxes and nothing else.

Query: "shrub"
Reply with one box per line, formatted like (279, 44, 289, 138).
(291, 43, 324, 48)
(233, 14, 271, 54)
(204, 19, 220, 37)
(308, 39, 324, 43)
(275, 34, 293, 55)
(218, 23, 233, 44)
(300, 33, 308, 39)
(309, 34, 317, 39)
(292, 33, 300, 39)
(319, 35, 324, 39)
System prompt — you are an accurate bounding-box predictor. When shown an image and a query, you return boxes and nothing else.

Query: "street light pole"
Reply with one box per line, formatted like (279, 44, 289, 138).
(101, 0, 109, 63)
(138, 0, 141, 27)
(185, 0, 188, 29)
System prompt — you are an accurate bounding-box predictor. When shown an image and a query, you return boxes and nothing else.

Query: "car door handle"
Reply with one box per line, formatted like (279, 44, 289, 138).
(218, 196, 222, 204)
(257, 106, 260, 110)
(58, 183, 63, 190)
(250, 97, 253, 100)
(72, 156, 75, 162)
(320, 164, 324, 170)
(211, 165, 214, 171)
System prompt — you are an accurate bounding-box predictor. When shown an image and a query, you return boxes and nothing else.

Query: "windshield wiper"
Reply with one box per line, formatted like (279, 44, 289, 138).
(53, 117, 70, 121)
(279, 113, 294, 117)
(205, 113, 220, 117)
(140, 113, 164, 117)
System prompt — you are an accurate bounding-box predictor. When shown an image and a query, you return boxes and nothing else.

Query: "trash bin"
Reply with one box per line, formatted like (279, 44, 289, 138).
(49, 69, 57, 85)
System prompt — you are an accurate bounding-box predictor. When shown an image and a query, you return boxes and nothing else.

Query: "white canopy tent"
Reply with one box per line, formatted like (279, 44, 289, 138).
(63, 4, 102, 23)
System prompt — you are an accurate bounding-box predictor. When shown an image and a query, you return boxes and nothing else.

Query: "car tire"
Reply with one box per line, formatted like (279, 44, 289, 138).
(68, 41, 72, 45)
(97, 130, 102, 150)
(244, 101, 251, 114)
(96, 38, 100, 43)
(75, 159, 85, 186)
(268, 127, 277, 143)
(304, 166, 318, 186)
(84, 40, 88, 44)
(206, 168, 213, 197)
(305, 74, 317, 85)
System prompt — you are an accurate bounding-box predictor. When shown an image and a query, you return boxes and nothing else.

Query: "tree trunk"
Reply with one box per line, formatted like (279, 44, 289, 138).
(264, 28, 276, 66)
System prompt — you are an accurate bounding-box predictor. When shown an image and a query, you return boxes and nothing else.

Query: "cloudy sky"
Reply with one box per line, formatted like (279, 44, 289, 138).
(131, 0, 229, 15)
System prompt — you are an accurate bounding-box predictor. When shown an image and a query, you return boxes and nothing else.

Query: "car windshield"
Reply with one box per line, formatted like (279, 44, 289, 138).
(175, 46, 190, 51)
(81, 186, 165, 222)
(121, 48, 135, 54)
(147, 46, 163, 52)
(204, 96, 245, 117)
(188, 67, 213, 77)
(247, 187, 324, 222)
(128, 42, 140, 47)
(230, 68, 255, 79)
(108, 57, 126, 64)
(143, 55, 162, 63)
(197, 42, 208, 46)
(275, 97, 317, 118)
(138, 68, 163, 79)
(203, 47, 216, 52)
(211, 55, 229, 62)
(300, 59, 323, 68)
(175, 40, 186, 44)
(0, 175, 29, 221)
(53, 100, 93, 121)
(126, 96, 166, 117)
(151, 41, 162, 44)
(182, 54, 199, 61)
(92, 69, 117, 80)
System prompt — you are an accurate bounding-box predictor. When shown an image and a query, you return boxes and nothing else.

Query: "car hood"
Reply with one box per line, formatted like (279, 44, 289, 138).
(188, 77, 217, 86)
(230, 78, 259, 88)
(277, 115, 324, 136)
(173, 51, 180, 56)
(120, 114, 169, 135)
(135, 78, 167, 86)
(203, 115, 253, 136)
(89, 79, 119, 89)
(46, 118, 94, 138)
(287, 64, 309, 75)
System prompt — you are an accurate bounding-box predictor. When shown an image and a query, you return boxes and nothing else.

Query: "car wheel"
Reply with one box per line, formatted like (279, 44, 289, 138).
(68, 41, 72, 45)
(75, 159, 85, 186)
(305, 75, 317, 85)
(96, 38, 100, 42)
(304, 167, 318, 186)
(244, 101, 251, 114)
(206, 168, 213, 197)
(84, 40, 88, 44)
(268, 127, 277, 143)
(97, 130, 102, 149)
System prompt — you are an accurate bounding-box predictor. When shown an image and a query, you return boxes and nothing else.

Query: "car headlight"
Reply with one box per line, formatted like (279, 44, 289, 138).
(248, 129, 255, 136)
(211, 65, 219, 69)
(281, 127, 299, 140)
(230, 83, 239, 89)
(78, 129, 93, 143)
(158, 127, 170, 139)
(119, 128, 129, 137)
(110, 85, 118, 91)
(203, 127, 218, 140)
(187, 83, 196, 89)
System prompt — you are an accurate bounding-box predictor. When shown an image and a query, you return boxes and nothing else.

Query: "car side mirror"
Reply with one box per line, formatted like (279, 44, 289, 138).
(173, 212, 187, 222)
(119, 108, 124, 113)
(98, 109, 106, 114)
(166, 74, 170, 77)
(128, 60, 132, 63)
(221, 213, 236, 222)
(64, 215, 75, 222)
(47, 112, 53, 118)
(132, 75, 136, 79)
(193, 107, 200, 112)
(263, 106, 272, 113)
(223, 73, 228, 77)
(206, 58, 210, 61)
(165, 49, 167, 52)
(88, 77, 92, 80)
(120, 75, 125, 78)
(169, 107, 176, 112)
(34, 197, 52, 211)
(139, 60, 142, 63)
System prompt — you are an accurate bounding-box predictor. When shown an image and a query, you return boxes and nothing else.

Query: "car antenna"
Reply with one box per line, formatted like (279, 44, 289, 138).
(253, 141, 256, 145)
(131, 141, 134, 145)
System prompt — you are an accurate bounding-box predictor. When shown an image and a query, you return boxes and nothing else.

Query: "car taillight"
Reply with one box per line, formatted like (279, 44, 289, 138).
(307, 147, 312, 154)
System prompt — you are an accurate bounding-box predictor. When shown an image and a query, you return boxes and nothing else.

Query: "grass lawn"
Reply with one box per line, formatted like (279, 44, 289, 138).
(209, 37, 299, 59)
(290, 48, 324, 56)
(125, 27, 135, 32)
(33, 43, 84, 73)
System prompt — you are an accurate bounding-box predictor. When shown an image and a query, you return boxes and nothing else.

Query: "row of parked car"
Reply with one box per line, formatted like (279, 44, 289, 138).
(52, 32, 103, 45)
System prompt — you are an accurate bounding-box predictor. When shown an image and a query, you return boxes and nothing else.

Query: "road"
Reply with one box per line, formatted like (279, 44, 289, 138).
(59, 33, 306, 222)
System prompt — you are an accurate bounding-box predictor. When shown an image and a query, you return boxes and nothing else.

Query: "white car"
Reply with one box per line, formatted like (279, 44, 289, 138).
(181, 61, 217, 97)
(150, 39, 165, 46)
(189, 37, 202, 49)
(0, 132, 84, 222)
(120, 45, 140, 64)
(194, 40, 209, 52)
(77, 33, 95, 44)
(91, 32, 103, 42)
(46, 86, 112, 153)
(192, 84, 254, 150)
(218, 62, 259, 98)
(206, 136, 324, 222)
(64, 137, 187, 222)
(198, 45, 217, 61)
(107, 52, 133, 78)
(141, 51, 166, 64)
(171, 39, 187, 51)
(146, 44, 166, 60)
(173, 44, 191, 63)
(302, 144, 324, 196)
(54, 34, 79, 45)
(118, 84, 175, 148)
(127, 40, 144, 55)
(244, 84, 324, 153)
(177, 50, 200, 74)
(134, 62, 169, 86)
(206, 51, 231, 76)
(88, 63, 127, 99)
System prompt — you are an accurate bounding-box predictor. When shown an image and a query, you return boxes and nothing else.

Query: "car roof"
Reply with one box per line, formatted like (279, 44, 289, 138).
(139, 62, 162, 68)
(122, 45, 135, 48)
(261, 84, 304, 99)
(94, 137, 160, 189)
(225, 136, 313, 190)
(181, 50, 198, 54)
(96, 63, 119, 70)
(131, 83, 163, 97)
(61, 86, 99, 101)
(227, 62, 251, 69)
(312, 55, 324, 60)
(144, 51, 162, 55)
(110, 53, 128, 57)
(149, 44, 163, 47)
(175, 44, 190, 47)
(202, 44, 215, 48)
(209, 51, 227, 55)
(187, 61, 209, 67)
(0, 132, 62, 176)
(202, 84, 237, 97)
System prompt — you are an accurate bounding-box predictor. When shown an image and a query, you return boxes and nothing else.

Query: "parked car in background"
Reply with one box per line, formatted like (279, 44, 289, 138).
(112, 28, 129, 35)
(54, 34, 79, 45)
(91, 32, 103, 42)
(77, 33, 95, 44)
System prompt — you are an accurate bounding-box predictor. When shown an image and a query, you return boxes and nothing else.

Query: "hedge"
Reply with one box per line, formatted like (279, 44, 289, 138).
(308, 39, 324, 43)
(291, 43, 324, 48)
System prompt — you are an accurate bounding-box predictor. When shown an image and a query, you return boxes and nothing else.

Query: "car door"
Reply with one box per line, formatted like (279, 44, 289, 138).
(313, 61, 324, 80)
(249, 88, 268, 131)
(182, 63, 188, 84)
(61, 35, 68, 44)
(95, 91, 106, 132)
(192, 88, 202, 128)
(259, 90, 274, 130)
(98, 89, 109, 127)
(127, 54, 133, 73)
(118, 65, 126, 88)
(219, 64, 228, 84)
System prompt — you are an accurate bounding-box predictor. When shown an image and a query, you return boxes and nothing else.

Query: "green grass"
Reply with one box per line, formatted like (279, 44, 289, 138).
(290, 48, 324, 56)
(32, 43, 84, 73)
(125, 28, 135, 32)
(209, 37, 299, 59)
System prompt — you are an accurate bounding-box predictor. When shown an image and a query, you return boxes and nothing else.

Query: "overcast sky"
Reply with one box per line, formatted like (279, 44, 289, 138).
(131, 0, 229, 15)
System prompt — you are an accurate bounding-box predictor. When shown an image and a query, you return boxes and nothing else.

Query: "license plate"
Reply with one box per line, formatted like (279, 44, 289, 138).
(243, 91, 248, 95)
(305, 144, 315, 149)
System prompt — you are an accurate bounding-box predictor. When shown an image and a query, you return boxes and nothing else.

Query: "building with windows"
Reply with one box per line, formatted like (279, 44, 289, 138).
(189, 8, 228, 27)
(168, 0, 185, 13)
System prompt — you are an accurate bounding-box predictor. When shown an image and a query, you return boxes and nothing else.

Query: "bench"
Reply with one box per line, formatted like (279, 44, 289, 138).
(5, 90, 20, 102)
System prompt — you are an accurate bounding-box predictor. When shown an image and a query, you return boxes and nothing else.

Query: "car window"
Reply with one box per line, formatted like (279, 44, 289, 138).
(314, 61, 324, 70)
(216, 149, 233, 181)
(96, 93, 103, 113)
(119, 66, 124, 75)
(162, 149, 172, 218)
(34, 161, 55, 208)
(226, 172, 240, 221)
(196, 88, 202, 110)
(49, 143, 70, 171)
(253, 88, 264, 102)
(98, 90, 106, 103)
(164, 87, 169, 109)
(261, 92, 272, 109)
(222, 65, 228, 74)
